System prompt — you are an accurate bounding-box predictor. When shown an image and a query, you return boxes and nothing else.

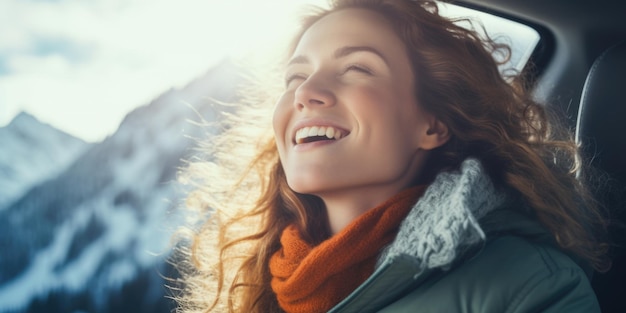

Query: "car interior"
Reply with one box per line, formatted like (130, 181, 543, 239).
(456, 0, 626, 312)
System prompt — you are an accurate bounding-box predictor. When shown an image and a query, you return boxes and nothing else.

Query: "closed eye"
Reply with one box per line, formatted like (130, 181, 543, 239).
(344, 64, 373, 75)
(285, 73, 307, 88)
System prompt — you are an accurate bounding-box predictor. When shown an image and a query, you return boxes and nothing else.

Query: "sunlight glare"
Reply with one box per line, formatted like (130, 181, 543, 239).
(0, 0, 328, 142)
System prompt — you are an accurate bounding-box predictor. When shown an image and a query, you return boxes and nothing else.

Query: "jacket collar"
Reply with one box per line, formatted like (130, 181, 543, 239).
(377, 158, 506, 270)
(330, 159, 507, 312)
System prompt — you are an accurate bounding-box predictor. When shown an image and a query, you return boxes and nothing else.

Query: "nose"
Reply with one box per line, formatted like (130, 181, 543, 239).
(294, 74, 336, 110)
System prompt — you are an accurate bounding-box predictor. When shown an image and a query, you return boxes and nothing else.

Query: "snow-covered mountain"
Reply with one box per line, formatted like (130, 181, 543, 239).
(0, 60, 243, 313)
(0, 113, 90, 210)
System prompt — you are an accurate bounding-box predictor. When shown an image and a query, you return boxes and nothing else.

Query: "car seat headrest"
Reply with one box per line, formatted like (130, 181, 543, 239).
(576, 41, 626, 182)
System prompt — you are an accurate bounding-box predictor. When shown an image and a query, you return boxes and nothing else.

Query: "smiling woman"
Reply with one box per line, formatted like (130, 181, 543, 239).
(175, 0, 608, 312)
(0, 0, 321, 142)
(273, 9, 447, 232)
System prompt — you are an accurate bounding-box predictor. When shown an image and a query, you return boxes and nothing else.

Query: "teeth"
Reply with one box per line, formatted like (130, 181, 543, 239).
(326, 127, 335, 139)
(295, 126, 346, 144)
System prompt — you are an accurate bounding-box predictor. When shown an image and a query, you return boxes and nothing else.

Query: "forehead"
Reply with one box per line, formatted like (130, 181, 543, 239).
(292, 8, 408, 60)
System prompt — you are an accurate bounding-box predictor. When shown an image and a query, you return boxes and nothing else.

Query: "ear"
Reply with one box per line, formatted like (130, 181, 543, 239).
(418, 117, 450, 150)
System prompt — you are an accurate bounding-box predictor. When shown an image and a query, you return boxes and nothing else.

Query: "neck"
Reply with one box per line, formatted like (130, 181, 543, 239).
(319, 186, 409, 234)
(315, 154, 428, 234)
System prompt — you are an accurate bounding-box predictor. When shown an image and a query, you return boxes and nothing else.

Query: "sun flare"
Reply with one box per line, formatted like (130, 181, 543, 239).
(0, 0, 328, 142)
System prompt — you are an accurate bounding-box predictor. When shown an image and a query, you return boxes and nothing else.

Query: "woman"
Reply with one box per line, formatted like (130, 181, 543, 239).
(176, 0, 609, 312)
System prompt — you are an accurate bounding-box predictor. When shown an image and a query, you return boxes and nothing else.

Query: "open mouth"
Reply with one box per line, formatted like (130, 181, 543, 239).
(294, 126, 348, 145)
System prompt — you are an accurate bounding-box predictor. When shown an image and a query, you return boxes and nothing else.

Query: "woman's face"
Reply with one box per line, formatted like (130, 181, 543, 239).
(273, 8, 439, 205)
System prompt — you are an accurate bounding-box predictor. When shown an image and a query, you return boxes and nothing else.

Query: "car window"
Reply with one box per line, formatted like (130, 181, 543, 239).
(439, 3, 540, 75)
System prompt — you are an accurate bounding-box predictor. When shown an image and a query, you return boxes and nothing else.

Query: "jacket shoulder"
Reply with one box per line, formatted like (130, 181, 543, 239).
(379, 236, 599, 313)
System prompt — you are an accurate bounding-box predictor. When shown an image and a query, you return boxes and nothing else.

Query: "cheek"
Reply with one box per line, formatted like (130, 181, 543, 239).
(355, 87, 422, 151)
(349, 86, 402, 124)
(345, 85, 386, 111)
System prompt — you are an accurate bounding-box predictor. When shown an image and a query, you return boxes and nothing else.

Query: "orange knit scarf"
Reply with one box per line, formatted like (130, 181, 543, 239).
(269, 186, 426, 313)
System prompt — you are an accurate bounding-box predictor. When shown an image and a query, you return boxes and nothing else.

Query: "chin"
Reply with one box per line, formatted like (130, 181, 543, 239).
(285, 177, 327, 196)
(287, 183, 319, 196)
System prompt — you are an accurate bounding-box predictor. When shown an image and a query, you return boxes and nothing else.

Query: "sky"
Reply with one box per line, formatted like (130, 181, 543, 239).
(0, 0, 327, 142)
(0, 0, 538, 143)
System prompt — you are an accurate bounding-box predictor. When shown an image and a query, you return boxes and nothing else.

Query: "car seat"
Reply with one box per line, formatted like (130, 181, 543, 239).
(576, 40, 626, 313)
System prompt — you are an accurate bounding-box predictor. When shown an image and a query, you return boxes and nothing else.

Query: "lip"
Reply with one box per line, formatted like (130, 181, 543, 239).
(291, 118, 350, 145)
(292, 138, 340, 151)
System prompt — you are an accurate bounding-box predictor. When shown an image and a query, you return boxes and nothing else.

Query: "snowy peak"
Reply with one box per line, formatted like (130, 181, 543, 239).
(0, 111, 90, 209)
(2, 112, 80, 143)
(0, 59, 247, 313)
(115, 58, 242, 136)
(6, 111, 38, 128)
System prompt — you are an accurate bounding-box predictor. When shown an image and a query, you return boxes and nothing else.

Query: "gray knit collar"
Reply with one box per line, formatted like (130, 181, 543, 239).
(377, 158, 506, 270)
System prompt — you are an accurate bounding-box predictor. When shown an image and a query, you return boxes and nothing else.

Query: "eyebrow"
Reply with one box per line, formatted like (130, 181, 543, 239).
(287, 45, 390, 67)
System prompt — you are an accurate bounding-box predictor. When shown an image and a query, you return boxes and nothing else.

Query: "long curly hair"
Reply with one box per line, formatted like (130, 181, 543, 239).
(174, 0, 609, 312)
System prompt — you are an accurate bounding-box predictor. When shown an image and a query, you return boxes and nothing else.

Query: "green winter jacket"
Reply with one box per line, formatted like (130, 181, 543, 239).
(327, 208, 599, 313)
(324, 159, 598, 313)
